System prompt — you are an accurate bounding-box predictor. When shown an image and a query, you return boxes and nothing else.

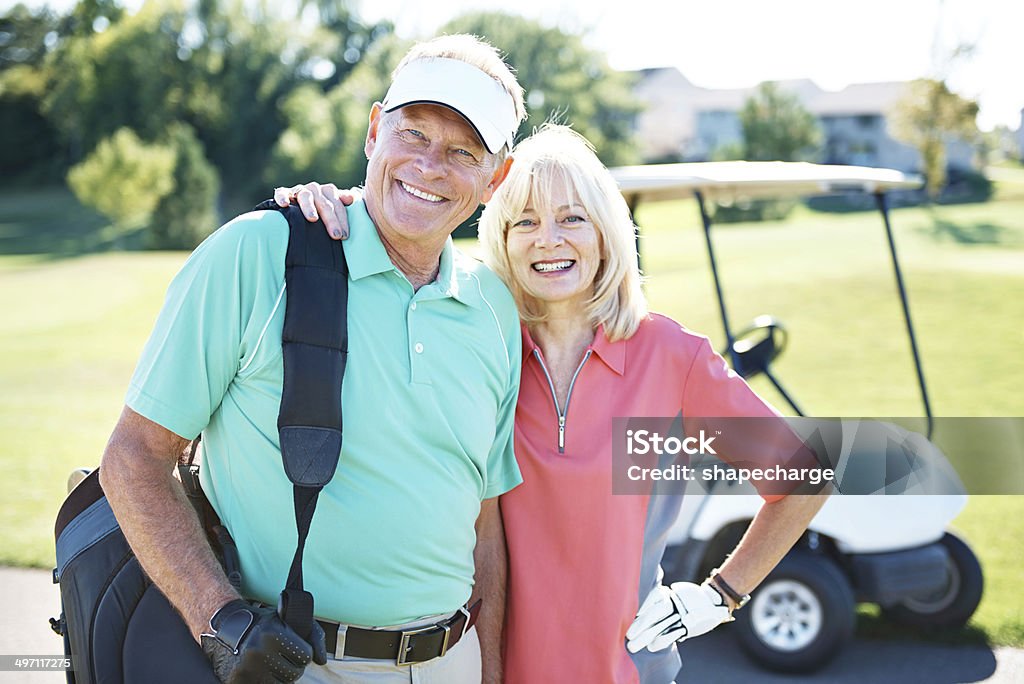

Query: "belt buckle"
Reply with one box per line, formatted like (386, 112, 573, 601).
(396, 623, 450, 666)
(456, 604, 472, 638)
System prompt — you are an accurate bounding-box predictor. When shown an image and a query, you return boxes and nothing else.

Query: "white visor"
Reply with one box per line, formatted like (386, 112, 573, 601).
(382, 57, 519, 154)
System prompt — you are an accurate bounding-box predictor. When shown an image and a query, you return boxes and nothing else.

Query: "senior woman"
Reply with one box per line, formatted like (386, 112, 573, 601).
(277, 125, 828, 683)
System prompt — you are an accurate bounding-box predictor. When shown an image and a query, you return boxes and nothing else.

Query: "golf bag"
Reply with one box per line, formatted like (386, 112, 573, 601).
(52, 202, 349, 683)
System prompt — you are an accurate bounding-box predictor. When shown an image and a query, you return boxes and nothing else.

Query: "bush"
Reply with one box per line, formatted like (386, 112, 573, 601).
(0, 66, 65, 181)
(67, 127, 176, 233)
(148, 123, 221, 249)
(938, 167, 994, 204)
(711, 198, 797, 223)
(66, 124, 221, 250)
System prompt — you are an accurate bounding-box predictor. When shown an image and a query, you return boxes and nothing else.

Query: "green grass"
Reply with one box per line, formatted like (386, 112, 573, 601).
(0, 249, 188, 566)
(853, 496, 1024, 647)
(1, 181, 1022, 646)
(630, 196, 1024, 417)
(949, 497, 1024, 647)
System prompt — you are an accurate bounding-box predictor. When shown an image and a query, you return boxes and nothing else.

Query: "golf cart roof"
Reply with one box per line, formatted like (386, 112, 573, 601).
(611, 159, 934, 433)
(609, 161, 922, 204)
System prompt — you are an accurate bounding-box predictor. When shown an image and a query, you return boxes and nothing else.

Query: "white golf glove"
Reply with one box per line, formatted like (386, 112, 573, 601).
(625, 582, 732, 653)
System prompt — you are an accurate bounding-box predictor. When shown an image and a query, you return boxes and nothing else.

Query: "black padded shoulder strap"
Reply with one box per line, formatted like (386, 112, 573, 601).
(254, 199, 348, 640)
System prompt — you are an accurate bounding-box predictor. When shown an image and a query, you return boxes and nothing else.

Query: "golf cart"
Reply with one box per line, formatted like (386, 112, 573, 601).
(610, 161, 984, 673)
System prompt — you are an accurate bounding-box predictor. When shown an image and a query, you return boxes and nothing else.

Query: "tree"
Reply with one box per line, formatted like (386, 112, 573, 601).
(56, 0, 124, 39)
(1, 0, 135, 178)
(265, 33, 411, 191)
(440, 11, 640, 166)
(184, 1, 387, 212)
(293, 0, 394, 90)
(890, 78, 979, 199)
(738, 82, 822, 161)
(0, 63, 63, 179)
(67, 123, 222, 249)
(149, 122, 221, 249)
(0, 4, 65, 178)
(42, 1, 199, 165)
(67, 127, 177, 236)
(0, 3, 61, 72)
(37, 0, 392, 215)
(713, 83, 821, 222)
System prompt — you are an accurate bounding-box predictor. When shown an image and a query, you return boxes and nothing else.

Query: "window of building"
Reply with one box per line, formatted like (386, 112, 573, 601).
(857, 115, 878, 129)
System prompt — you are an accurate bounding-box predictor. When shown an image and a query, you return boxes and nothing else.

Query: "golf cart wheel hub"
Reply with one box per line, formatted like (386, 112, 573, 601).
(750, 580, 823, 652)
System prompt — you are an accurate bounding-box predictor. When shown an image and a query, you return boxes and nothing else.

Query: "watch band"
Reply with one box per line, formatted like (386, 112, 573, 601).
(710, 569, 751, 609)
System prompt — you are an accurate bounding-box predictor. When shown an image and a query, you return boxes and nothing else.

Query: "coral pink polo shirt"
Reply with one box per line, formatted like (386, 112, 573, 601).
(501, 314, 792, 683)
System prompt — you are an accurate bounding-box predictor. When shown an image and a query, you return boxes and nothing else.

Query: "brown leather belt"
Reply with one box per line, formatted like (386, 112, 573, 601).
(317, 600, 481, 666)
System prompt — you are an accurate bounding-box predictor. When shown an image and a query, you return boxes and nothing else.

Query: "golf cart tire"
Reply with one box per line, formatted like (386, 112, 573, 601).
(734, 551, 855, 673)
(882, 532, 983, 629)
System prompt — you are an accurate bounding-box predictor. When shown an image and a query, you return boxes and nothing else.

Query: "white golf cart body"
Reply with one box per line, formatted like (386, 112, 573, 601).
(610, 161, 982, 673)
(668, 485, 965, 556)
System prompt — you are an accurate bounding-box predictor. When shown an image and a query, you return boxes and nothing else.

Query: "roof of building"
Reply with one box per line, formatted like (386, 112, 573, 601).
(810, 82, 909, 116)
(633, 67, 910, 118)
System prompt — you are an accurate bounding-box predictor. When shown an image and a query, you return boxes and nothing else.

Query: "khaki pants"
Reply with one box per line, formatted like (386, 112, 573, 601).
(299, 611, 482, 684)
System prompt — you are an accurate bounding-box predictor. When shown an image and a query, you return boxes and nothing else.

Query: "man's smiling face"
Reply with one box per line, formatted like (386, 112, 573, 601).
(362, 103, 506, 251)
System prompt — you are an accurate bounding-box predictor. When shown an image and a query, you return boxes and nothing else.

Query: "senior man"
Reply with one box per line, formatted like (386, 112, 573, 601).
(100, 34, 527, 684)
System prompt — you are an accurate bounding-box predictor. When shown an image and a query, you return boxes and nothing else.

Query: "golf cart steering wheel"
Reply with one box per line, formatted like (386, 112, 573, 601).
(723, 315, 788, 379)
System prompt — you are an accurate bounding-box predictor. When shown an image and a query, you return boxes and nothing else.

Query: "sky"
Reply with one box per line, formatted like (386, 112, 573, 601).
(352, 0, 1022, 132)
(13, 0, 1022, 131)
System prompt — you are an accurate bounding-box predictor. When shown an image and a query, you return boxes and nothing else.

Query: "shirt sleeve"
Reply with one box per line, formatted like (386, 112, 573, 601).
(482, 305, 524, 500)
(681, 337, 819, 502)
(681, 338, 781, 420)
(126, 211, 287, 439)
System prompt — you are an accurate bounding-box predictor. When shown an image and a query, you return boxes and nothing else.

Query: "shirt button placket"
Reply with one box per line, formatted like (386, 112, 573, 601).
(409, 298, 428, 384)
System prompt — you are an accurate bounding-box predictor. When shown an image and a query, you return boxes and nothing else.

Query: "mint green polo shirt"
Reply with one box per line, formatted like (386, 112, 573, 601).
(126, 200, 522, 625)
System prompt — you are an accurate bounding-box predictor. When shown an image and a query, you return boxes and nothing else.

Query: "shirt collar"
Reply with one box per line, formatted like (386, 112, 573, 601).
(344, 199, 397, 281)
(590, 325, 626, 375)
(522, 323, 626, 376)
(345, 199, 477, 308)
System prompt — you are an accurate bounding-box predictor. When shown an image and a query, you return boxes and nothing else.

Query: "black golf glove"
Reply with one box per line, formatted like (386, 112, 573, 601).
(201, 599, 328, 683)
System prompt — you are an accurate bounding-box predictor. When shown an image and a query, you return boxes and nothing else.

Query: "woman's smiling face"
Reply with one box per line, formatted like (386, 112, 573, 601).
(505, 184, 602, 312)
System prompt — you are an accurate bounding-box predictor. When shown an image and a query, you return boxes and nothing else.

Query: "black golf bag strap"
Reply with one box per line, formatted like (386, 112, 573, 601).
(254, 199, 349, 641)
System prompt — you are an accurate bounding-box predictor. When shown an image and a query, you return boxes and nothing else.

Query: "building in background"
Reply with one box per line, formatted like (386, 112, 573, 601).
(630, 68, 705, 163)
(631, 68, 975, 171)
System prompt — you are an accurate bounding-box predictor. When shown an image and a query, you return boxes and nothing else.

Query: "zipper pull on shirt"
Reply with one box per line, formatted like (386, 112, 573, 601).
(532, 347, 593, 455)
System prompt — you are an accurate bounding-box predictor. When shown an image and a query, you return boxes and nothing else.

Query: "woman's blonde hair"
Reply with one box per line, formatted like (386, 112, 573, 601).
(479, 124, 648, 341)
